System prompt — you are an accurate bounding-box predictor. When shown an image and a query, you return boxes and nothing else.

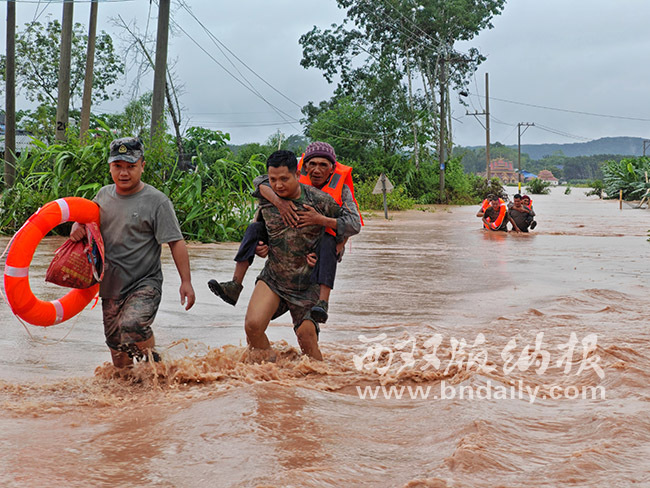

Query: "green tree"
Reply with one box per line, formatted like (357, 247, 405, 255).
(284, 134, 309, 154)
(94, 92, 155, 140)
(526, 178, 552, 195)
(304, 96, 376, 163)
(16, 105, 58, 143)
(454, 142, 531, 174)
(602, 157, 650, 200)
(300, 0, 505, 157)
(182, 126, 231, 164)
(561, 154, 611, 182)
(0, 20, 123, 108)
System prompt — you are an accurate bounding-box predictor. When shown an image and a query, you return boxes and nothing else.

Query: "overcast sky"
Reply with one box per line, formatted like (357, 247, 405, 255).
(2, 0, 650, 148)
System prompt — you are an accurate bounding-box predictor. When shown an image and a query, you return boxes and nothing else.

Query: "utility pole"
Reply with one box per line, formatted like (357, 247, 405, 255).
(79, 0, 98, 141)
(517, 123, 534, 193)
(438, 55, 446, 202)
(151, 0, 170, 141)
(55, 0, 74, 142)
(485, 73, 491, 180)
(4, 0, 16, 187)
(466, 73, 491, 180)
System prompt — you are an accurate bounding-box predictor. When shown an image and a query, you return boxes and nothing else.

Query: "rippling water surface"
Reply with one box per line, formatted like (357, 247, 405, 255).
(1, 187, 649, 487)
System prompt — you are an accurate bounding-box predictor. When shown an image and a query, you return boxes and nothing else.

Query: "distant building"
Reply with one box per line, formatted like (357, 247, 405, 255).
(537, 169, 559, 185)
(0, 114, 34, 155)
(520, 170, 537, 182)
(480, 158, 519, 184)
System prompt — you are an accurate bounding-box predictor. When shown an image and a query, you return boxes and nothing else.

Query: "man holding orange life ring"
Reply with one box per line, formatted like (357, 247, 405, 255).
(476, 194, 520, 232)
(70, 137, 196, 368)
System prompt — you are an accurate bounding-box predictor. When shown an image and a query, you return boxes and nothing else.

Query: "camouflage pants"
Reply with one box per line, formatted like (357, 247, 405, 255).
(259, 277, 321, 335)
(102, 286, 161, 351)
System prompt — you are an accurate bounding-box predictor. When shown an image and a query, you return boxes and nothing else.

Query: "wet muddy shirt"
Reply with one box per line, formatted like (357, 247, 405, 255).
(257, 183, 341, 304)
(94, 184, 183, 299)
(483, 206, 509, 231)
(508, 205, 532, 230)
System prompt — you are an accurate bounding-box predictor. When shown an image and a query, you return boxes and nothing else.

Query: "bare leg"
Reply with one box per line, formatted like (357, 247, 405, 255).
(318, 284, 331, 302)
(295, 320, 323, 360)
(233, 260, 249, 284)
(244, 280, 280, 351)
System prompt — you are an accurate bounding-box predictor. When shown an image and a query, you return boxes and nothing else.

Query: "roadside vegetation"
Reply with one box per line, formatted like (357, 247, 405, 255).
(526, 178, 552, 195)
(1, 3, 509, 241)
(601, 157, 650, 201)
(0, 126, 266, 242)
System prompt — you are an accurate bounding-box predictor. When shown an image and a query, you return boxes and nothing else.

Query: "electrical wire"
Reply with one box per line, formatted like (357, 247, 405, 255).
(379, 0, 447, 51)
(178, 0, 303, 111)
(469, 92, 650, 122)
(533, 123, 590, 142)
(177, 1, 401, 139)
(175, 3, 440, 142)
(11, 0, 133, 3)
(162, 7, 303, 133)
(31, 0, 52, 23)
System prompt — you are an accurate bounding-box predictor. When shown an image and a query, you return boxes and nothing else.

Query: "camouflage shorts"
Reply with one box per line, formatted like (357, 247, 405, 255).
(258, 277, 320, 336)
(102, 286, 161, 350)
(270, 299, 321, 336)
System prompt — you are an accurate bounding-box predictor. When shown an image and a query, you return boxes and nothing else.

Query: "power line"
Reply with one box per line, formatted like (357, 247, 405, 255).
(190, 120, 299, 128)
(176, 5, 437, 142)
(533, 123, 590, 142)
(162, 6, 303, 133)
(470, 92, 650, 122)
(189, 110, 301, 116)
(379, 0, 446, 51)
(176, 1, 284, 119)
(9, 0, 133, 3)
(178, 1, 304, 111)
(31, 0, 52, 23)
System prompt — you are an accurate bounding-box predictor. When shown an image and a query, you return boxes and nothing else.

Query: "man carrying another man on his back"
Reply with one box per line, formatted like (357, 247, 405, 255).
(508, 193, 537, 232)
(209, 141, 361, 324)
(242, 150, 342, 361)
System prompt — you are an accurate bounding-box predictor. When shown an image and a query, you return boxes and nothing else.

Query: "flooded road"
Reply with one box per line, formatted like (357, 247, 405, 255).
(1, 186, 649, 487)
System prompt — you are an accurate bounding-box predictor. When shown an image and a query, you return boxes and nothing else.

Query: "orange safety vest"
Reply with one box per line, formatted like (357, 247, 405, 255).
(298, 155, 364, 236)
(483, 202, 507, 231)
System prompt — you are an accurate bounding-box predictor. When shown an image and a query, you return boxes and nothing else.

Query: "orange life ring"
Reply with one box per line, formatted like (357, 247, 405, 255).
(4, 197, 100, 327)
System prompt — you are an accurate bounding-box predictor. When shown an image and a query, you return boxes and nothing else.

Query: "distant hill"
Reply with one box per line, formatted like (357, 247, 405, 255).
(460, 136, 646, 160)
(513, 136, 646, 160)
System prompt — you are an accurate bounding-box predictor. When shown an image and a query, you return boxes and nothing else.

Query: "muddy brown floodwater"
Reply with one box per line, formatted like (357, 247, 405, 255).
(1, 186, 649, 487)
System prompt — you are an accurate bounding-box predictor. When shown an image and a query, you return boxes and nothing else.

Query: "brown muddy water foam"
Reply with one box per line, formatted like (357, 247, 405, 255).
(1, 186, 649, 487)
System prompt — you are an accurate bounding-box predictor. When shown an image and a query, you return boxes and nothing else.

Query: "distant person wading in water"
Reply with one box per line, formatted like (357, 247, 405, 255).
(508, 193, 537, 232)
(476, 194, 520, 232)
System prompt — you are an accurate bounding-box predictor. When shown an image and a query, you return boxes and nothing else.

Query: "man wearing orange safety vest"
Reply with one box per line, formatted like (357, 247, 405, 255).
(476, 194, 520, 232)
(208, 141, 362, 324)
(479, 194, 505, 213)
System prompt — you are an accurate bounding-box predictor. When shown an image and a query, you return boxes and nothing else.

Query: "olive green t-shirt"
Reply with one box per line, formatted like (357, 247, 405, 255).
(94, 183, 183, 299)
